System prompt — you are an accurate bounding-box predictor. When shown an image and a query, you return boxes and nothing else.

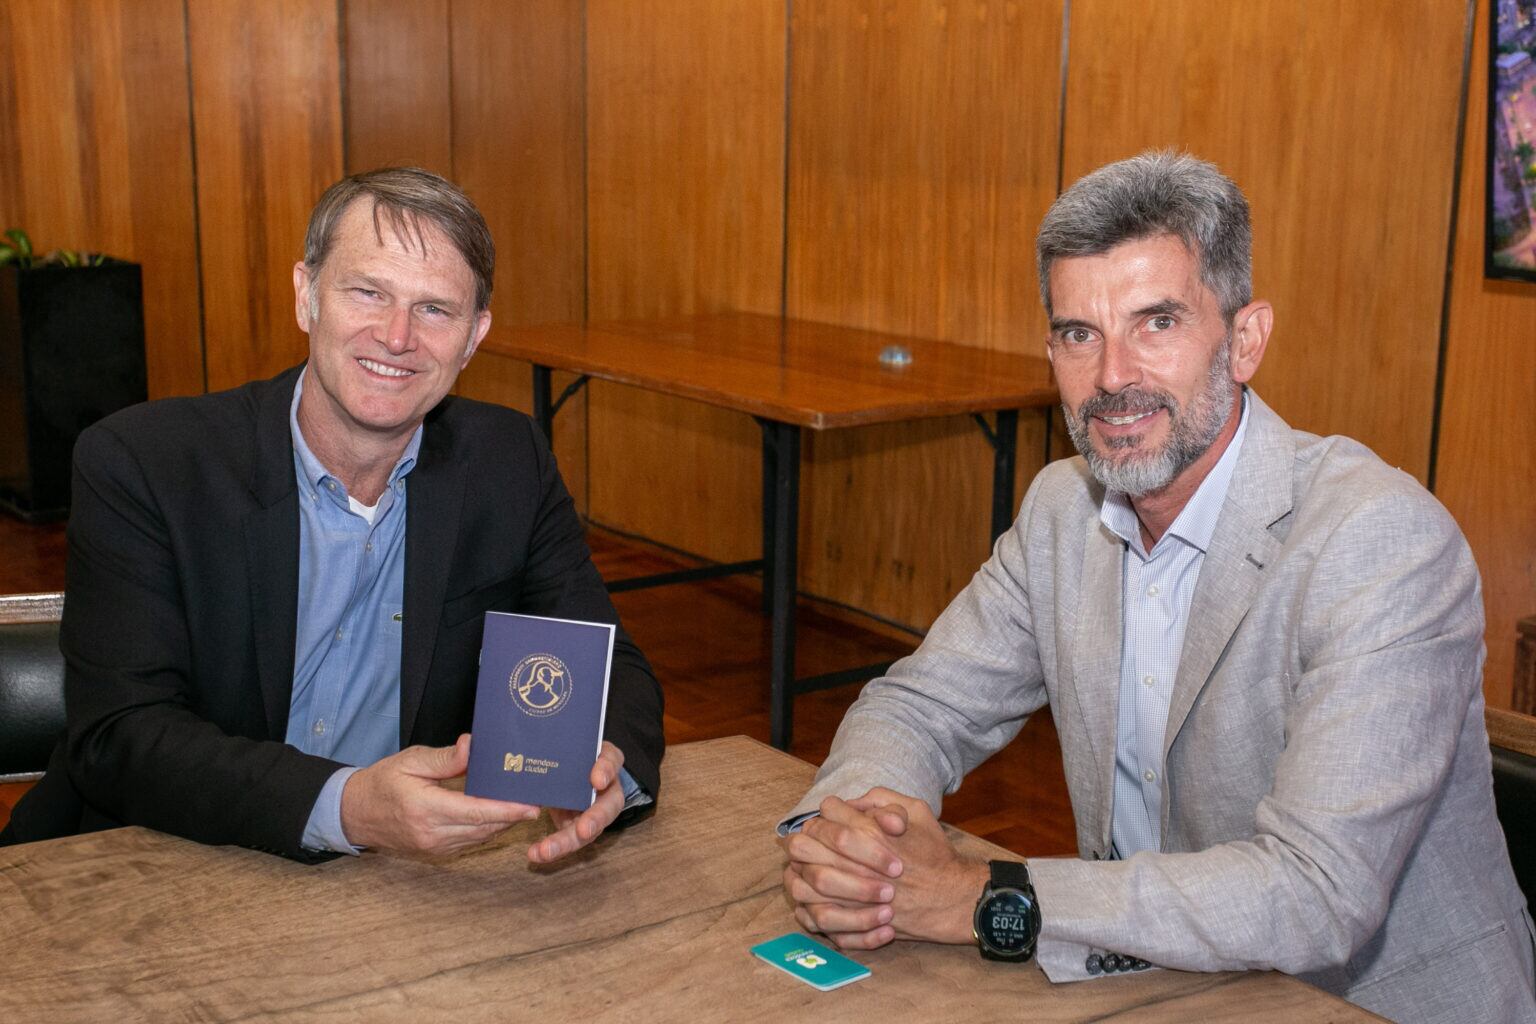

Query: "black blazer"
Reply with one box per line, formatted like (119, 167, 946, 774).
(6, 366, 664, 858)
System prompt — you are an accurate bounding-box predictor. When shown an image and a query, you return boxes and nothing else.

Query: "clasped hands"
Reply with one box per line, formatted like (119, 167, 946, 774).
(340, 734, 627, 863)
(781, 788, 990, 950)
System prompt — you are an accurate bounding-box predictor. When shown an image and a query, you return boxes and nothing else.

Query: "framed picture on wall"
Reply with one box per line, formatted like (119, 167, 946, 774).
(1489, 0, 1536, 281)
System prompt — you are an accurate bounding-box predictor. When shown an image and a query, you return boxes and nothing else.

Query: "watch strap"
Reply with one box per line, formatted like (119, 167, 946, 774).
(989, 859, 1031, 892)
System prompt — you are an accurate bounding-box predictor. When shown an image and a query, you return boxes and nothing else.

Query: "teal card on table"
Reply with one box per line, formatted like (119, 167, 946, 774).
(749, 933, 871, 991)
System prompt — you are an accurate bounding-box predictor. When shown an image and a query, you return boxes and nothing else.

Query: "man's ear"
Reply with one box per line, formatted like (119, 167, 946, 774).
(1229, 300, 1273, 384)
(461, 309, 492, 367)
(293, 261, 314, 333)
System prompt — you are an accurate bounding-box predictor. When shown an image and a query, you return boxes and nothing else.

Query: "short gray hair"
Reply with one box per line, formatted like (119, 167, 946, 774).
(1036, 151, 1251, 319)
(304, 167, 495, 311)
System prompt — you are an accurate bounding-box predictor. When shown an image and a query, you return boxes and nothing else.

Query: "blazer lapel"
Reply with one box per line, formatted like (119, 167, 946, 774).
(1162, 392, 1295, 758)
(244, 367, 303, 740)
(1069, 510, 1126, 853)
(399, 414, 466, 747)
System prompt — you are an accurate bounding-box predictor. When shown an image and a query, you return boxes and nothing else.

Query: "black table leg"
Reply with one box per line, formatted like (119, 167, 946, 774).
(990, 410, 1018, 543)
(766, 421, 801, 751)
(531, 365, 553, 442)
(759, 418, 778, 616)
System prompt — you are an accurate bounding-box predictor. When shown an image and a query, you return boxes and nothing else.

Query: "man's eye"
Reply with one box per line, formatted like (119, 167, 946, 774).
(420, 305, 448, 318)
(1148, 314, 1175, 331)
(1061, 328, 1093, 345)
(353, 288, 382, 300)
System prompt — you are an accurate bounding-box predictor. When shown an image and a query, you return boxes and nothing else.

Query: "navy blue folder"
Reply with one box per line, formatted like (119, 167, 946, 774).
(465, 611, 614, 811)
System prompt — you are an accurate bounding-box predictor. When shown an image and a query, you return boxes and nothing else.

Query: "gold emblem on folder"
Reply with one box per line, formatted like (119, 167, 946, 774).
(509, 653, 573, 718)
(504, 753, 524, 772)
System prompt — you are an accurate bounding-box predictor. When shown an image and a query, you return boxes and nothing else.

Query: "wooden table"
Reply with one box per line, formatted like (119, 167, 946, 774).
(482, 312, 1060, 748)
(0, 737, 1381, 1022)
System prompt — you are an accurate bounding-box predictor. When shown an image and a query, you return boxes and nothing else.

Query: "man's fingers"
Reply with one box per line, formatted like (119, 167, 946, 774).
(801, 863, 895, 904)
(782, 830, 889, 881)
(394, 736, 471, 781)
(801, 899, 893, 935)
(784, 865, 892, 907)
(528, 782, 624, 864)
(793, 906, 895, 951)
(421, 786, 539, 828)
(849, 788, 927, 816)
(804, 810, 902, 878)
(820, 926, 897, 951)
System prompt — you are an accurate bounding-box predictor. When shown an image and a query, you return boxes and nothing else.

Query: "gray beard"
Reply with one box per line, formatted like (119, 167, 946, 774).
(1063, 341, 1236, 498)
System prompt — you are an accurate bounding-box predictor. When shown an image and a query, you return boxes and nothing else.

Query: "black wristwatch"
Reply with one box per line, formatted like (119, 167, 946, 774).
(973, 860, 1041, 962)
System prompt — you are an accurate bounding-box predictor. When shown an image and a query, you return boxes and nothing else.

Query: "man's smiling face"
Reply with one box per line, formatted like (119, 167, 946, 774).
(293, 199, 492, 449)
(1046, 233, 1241, 497)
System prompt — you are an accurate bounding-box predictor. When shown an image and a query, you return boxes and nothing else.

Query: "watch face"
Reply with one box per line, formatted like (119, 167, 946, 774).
(978, 889, 1039, 954)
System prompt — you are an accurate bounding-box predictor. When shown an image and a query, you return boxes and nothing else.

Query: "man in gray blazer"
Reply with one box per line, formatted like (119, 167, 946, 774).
(780, 152, 1536, 1024)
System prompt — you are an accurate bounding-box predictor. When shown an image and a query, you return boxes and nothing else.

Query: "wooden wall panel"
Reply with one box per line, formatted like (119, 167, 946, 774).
(1437, 1, 1535, 710)
(342, 0, 453, 176)
(1062, 0, 1466, 483)
(448, 0, 590, 507)
(786, 0, 1063, 630)
(0, 1, 202, 399)
(585, 0, 787, 560)
(189, 1, 344, 392)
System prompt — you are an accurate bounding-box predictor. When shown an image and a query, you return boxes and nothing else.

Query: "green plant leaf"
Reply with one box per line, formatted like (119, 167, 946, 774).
(4, 229, 32, 258)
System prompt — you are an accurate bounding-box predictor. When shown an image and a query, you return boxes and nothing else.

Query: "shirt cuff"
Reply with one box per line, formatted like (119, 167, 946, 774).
(776, 810, 819, 837)
(301, 766, 364, 855)
(619, 767, 653, 811)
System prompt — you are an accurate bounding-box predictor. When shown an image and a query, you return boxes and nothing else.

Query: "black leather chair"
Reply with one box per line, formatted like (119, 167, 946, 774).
(0, 592, 65, 784)
(1488, 706, 1536, 907)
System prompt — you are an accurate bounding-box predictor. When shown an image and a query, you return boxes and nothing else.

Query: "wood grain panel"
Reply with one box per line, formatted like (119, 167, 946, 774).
(189, 1, 344, 392)
(1436, 0, 1534, 710)
(450, 0, 590, 506)
(0, 1, 202, 399)
(786, 0, 1064, 629)
(585, 0, 787, 560)
(1062, 0, 1466, 483)
(342, 0, 452, 176)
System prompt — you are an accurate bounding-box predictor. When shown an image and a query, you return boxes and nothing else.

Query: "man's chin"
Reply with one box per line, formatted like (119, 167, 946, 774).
(1083, 449, 1177, 497)
(341, 399, 429, 437)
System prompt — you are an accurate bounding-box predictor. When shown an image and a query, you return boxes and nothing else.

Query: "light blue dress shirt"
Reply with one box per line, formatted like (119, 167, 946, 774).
(286, 371, 644, 854)
(287, 371, 419, 853)
(1100, 393, 1250, 859)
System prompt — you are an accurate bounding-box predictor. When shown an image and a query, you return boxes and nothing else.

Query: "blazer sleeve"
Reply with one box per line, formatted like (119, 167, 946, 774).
(781, 469, 1054, 826)
(61, 423, 343, 860)
(1029, 491, 1487, 981)
(513, 417, 665, 809)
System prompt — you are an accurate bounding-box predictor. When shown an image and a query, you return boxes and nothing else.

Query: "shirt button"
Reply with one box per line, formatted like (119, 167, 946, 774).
(365, 542, 373, 552)
(326, 481, 337, 491)
(1146, 584, 1159, 597)
(313, 720, 325, 736)
(1143, 674, 1155, 688)
(335, 628, 343, 640)
(1143, 768, 1157, 783)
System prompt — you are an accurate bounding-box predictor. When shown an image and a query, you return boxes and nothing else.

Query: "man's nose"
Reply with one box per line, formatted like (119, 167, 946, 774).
(1093, 334, 1140, 394)
(376, 305, 415, 353)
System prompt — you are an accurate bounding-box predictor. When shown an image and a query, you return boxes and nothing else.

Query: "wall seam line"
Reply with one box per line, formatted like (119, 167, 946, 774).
(1428, 0, 1478, 494)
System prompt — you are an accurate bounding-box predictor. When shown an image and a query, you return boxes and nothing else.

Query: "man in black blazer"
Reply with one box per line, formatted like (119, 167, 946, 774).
(2, 168, 664, 862)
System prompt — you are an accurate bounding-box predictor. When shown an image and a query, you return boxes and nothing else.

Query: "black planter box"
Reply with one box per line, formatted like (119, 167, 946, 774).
(0, 259, 148, 521)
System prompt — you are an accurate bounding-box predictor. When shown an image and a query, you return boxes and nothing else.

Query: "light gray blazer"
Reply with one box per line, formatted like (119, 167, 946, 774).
(789, 391, 1535, 1024)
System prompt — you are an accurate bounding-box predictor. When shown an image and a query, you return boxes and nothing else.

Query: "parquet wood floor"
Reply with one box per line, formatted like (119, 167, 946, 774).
(0, 515, 1077, 856)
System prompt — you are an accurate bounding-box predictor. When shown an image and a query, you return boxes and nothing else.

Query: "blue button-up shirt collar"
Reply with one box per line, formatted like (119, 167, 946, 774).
(290, 369, 422, 512)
